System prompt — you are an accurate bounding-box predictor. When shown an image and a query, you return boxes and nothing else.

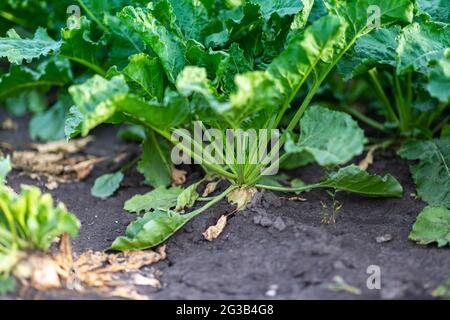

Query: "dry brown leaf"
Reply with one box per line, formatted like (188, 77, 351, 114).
(203, 215, 228, 241)
(45, 181, 59, 190)
(358, 146, 379, 171)
(202, 179, 222, 197)
(1, 118, 18, 131)
(172, 168, 187, 186)
(71, 157, 105, 180)
(30, 137, 94, 154)
(12, 150, 105, 184)
(227, 187, 258, 211)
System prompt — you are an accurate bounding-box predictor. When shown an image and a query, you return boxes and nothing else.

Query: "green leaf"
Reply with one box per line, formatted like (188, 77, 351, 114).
(103, 14, 146, 69)
(166, 0, 210, 40)
(288, 0, 314, 37)
(252, 0, 303, 20)
(268, 14, 345, 101)
(285, 106, 365, 166)
(338, 26, 401, 80)
(119, 53, 166, 101)
(29, 95, 72, 141)
(221, 43, 252, 94)
(91, 172, 124, 199)
(399, 138, 450, 207)
(0, 157, 12, 184)
(68, 75, 128, 136)
(119, 5, 186, 83)
(325, 0, 413, 40)
(426, 50, 450, 103)
(409, 206, 450, 247)
(110, 209, 194, 251)
(138, 130, 172, 188)
(433, 279, 450, 299)
(416, 0, 450, 24)
(0, 276, 15, 295)
(0, 27, 61, 64)
(0, 59, 71, 102)
(124, 186, 183, 213)
(397, 22, 450, 75)
(64, 106, 84, 139)
(59, 17, 104, 75)
(118, 125, 146, 142)
(319, 165, 404, 198)
(175, 182, 200, 212)
(228, 71, 283, 125)
(5, 90, 46, 116)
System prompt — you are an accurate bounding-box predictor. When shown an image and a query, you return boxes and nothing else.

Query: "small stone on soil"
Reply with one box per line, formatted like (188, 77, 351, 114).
(265, 284, 278, 297)
(376, 234, 393, 243)
(273, 217, 287, 231)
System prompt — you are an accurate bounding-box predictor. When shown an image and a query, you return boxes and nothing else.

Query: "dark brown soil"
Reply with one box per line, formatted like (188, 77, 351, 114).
(1, 111, 449, 300)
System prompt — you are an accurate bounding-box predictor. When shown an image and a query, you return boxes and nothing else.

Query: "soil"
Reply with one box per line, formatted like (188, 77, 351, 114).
(1, 110, 449, 300)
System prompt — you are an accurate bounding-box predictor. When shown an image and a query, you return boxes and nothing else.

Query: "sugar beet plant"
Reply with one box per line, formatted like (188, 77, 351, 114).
(334, 1, 449, 211)
(0, 0, 422, 250)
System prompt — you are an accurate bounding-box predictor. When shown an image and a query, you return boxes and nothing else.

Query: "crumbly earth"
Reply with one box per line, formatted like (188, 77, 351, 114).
(1, 111, 449, 300)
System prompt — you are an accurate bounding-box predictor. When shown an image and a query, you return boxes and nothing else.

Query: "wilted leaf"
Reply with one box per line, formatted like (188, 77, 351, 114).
(171, 168, 187, 186)
(175, 182, 200, 212)
(358, 146, 379, 171)
(227, 187, 258, 211)
(30, 137, 94, 154)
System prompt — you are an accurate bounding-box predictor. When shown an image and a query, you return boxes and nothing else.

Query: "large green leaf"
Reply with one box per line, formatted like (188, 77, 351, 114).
(409, 206, 450, 247)
(0, 28, 60, 64)
(338, 26, 400, 80)
(138, 130, 172, 188)
(319, 165, 404, 198)
(285, 106, 365, 166)
(119, 5, 186, 83)
(29, 95, 72, 141)
(399, 138, 450, 207)
(68, 75, 128, 136)
(416, 0, 450, 23)
(124, 186, 183, 213)
(166, 0, 210, 40)
(397, 22, 450, 75)
(110, 209, 194, 251)
(325, 0, 413, 41)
